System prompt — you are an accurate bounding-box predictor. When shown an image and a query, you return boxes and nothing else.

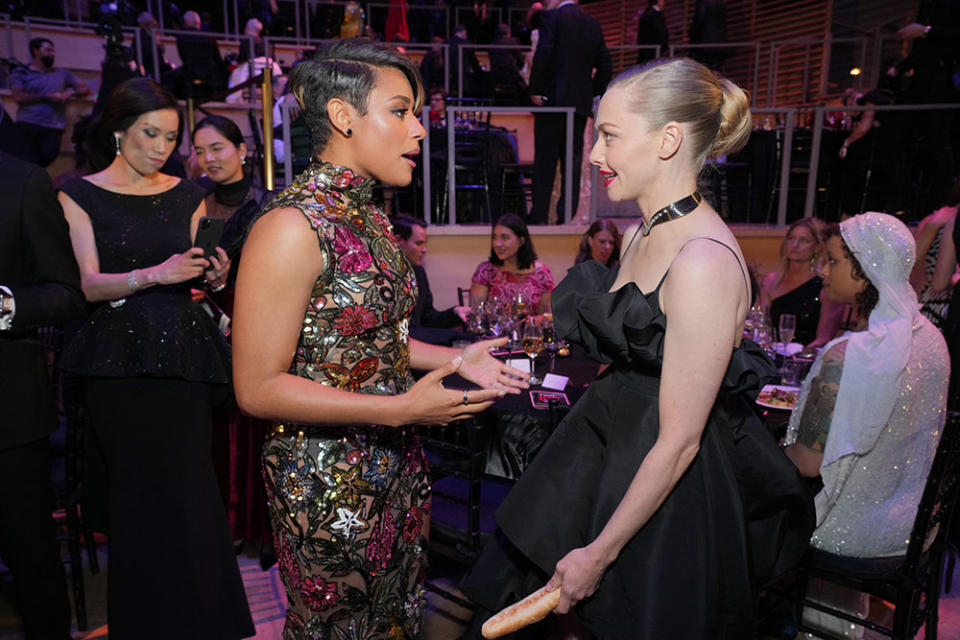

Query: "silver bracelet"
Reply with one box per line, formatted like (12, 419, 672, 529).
(127, 270, 140, 292)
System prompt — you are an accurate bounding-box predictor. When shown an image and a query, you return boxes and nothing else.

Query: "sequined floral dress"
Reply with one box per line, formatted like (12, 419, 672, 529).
(260, 162, 430, 640)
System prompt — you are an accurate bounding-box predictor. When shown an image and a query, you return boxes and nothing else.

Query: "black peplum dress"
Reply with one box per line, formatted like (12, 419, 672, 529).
(58, 178, 254, 639)
(462, 256, 814, 639)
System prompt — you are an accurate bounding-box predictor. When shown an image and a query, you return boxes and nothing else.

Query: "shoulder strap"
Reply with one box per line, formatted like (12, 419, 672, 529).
(621, 224, 643, 257)
(676, 236, 751, 296)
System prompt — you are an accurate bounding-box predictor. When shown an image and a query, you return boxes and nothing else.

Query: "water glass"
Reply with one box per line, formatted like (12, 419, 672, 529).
(780, 357, 806, 387)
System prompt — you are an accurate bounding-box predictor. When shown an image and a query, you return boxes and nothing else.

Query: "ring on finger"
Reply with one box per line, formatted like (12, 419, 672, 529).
(462, 389, 469, 405)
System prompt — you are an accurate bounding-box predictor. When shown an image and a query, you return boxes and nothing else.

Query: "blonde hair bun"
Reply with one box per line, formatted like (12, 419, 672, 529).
(711, 77, 751, 158)
(610, 58, 752, 172)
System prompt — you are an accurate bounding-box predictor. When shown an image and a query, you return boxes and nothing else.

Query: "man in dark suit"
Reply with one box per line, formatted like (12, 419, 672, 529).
(689, 0, 729, 69)
(636, 0, 668, 65)
(392, 215, 470, 345)
(0, 151, 84, 639)
(447, 24, 483, 97)
(528, 0, 612, 224)
(173, 10, 228, 98)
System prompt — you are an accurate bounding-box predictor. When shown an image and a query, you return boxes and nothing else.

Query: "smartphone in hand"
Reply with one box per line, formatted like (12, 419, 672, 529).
(194, 217, 225, 268)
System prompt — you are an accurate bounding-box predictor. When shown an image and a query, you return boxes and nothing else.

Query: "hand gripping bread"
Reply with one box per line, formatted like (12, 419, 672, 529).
(481, 586, 561, 639)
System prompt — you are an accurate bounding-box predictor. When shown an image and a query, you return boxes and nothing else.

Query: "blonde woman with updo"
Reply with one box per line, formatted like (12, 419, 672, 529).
(462, 58, 813, 638)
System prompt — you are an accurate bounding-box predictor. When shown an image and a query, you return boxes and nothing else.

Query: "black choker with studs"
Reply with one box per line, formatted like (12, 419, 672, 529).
(641, 191, 703, 236)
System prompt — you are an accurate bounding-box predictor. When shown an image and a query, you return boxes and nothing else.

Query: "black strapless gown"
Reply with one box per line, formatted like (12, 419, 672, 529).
(462, 260, 814, 639)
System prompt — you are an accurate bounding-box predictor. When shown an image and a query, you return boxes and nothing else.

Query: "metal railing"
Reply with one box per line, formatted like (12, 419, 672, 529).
(800, 102, 960, 221)
(419, 105, 575, 225)
(2, 12, 907, 110)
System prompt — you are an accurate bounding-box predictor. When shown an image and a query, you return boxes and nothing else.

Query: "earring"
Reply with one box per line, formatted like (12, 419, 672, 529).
(114, 134, 121, 156)
(240, 157, 246, 166)
(345, 128, 353, 137)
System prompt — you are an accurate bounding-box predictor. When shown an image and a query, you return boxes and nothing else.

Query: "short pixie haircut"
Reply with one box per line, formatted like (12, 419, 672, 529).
(289, 38, 423, 154)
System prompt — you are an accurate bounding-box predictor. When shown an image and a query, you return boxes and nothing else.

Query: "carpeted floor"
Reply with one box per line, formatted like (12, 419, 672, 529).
(6, 533, 960, 640)
(0, 541, 474, 640)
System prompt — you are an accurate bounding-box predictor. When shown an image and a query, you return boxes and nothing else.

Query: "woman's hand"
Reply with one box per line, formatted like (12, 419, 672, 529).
(454, 305, 471, 324)
(205, 247, 231, 288)
(545, 544, 610, 614)
(397, 356, 504, 426)
(459, 337, 530, 393)
(147, 247, 210, 285)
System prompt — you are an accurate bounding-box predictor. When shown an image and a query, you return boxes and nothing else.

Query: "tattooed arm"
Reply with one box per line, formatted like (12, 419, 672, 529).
(785, 340, 848, 477)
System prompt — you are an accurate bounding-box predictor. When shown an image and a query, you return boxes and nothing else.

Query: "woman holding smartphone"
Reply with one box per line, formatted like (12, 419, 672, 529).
(58, 78, 253, 639)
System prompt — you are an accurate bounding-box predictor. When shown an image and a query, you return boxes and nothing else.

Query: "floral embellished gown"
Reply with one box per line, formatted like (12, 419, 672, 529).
(260, 162, 430, 639)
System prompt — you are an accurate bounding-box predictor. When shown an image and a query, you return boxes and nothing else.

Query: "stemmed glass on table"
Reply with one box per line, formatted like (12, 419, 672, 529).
(778, 313, 797, 347)
(521, 321, 545, 385)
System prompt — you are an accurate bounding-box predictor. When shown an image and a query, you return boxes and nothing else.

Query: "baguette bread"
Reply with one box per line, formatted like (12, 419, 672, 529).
(481, 586, 561, 639)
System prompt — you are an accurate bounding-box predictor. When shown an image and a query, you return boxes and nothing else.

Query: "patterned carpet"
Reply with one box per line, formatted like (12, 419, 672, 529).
(4, 534, 960, 639)
(0, 543, 471, 640)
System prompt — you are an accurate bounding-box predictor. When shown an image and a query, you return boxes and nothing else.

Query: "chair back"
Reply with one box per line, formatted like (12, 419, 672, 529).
(903, 410, 960, 575)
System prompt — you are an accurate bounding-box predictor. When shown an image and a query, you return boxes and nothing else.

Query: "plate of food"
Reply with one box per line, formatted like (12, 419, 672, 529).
(757, 384, 800, 410)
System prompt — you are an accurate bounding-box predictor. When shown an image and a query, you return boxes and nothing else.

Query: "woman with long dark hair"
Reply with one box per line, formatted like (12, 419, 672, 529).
(57, 77, 253, 638)
(231, 39, 528, 638)
(574, 218, 621, 268)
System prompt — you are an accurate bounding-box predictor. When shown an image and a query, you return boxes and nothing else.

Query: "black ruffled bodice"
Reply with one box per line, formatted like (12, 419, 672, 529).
(58, 178, 231, 383)
(553, 259, 777, 397)
(463, 259, 814, 639)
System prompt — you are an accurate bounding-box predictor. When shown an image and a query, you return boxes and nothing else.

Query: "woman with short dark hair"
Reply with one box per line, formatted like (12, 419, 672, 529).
(784, 213, 949, 635)
(232, 39, 528, 638)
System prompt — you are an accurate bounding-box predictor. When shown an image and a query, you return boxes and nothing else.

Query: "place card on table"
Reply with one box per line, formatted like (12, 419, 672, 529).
(507, 358, 531, 373)
(541, 373, 568, 391)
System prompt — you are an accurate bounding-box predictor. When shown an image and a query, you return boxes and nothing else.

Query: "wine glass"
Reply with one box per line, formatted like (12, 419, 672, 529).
(467, 301, 487, 336)
(512, 291, 530, 324)
(521, 322, 545, 385)
(752, 312, 774, 350)
(779, 314, 797, 347)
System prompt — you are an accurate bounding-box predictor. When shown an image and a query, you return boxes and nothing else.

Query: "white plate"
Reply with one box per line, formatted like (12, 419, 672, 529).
(756, 384, 801, 410)
(774, 342, 804, 356)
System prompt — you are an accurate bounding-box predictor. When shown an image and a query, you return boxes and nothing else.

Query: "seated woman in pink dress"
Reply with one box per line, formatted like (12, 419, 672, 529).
(470, 214, 555, 314)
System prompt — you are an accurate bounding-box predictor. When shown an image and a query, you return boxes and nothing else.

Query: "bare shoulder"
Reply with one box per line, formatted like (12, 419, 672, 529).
(247, 205, 317, 248)
(670, 235, 744, 282)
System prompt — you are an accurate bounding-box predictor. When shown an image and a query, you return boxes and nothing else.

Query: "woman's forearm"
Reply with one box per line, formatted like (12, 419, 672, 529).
(80, 267, 156, 302)
(409, 338, 458, 371)
(236, 370, 408, 427)
(590, 436, 701, 565)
